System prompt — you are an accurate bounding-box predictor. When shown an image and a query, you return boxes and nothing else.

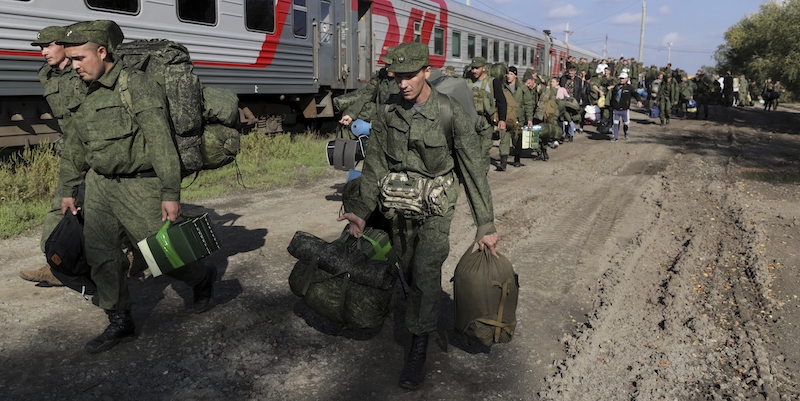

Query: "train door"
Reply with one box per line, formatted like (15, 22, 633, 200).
(314, 0, 338, 86)
(357, 0, 373, 84)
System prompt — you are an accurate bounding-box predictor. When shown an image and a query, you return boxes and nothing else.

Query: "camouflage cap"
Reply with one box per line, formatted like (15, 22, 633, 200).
(381, 46, 396, 65)
(470, 56, 487, 68)
(57, 20, 124, 53)
(31, 26, 67, 46)
(445, 65, 455, 72)
(386, 42, 429, 74)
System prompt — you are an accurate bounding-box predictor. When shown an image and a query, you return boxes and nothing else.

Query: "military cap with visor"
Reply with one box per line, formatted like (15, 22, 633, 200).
(31, 26, 67, 46)
(386, 42, 429, 74)
(381, 46, 396, 65)
(470, 56, 487, 68)
(57, 20, 124, 54)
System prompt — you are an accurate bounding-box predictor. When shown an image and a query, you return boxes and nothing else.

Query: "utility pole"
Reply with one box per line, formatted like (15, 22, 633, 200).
(603, 35, 607, 58)
(638, 0, 646, 62)
(667, 42, 673, 64)
(564, 23, 573, 45)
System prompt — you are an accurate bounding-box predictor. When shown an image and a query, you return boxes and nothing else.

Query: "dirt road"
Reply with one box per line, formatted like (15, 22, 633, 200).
(2, 104, 799, 400)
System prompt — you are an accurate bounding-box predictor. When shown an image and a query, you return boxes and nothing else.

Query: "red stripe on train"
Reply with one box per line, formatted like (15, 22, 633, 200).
(0, 49, 41, 58)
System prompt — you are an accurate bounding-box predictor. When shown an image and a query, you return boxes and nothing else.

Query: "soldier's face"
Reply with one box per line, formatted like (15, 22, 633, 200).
(525, 79, 534, 89)
(506, 71, 516, 84)
(472, 66, 485, 79)
(39, 42, 66, 67)
(66, 43, 108, 82)
(394, 66, 431, 102)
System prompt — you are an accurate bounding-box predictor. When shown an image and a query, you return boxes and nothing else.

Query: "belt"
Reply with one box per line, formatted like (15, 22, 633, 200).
(103, 169, 158, 182)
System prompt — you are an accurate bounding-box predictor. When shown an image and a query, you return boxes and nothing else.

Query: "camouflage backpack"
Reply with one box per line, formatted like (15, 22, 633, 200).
(116, 39, 240, 177)
(468, 77, 496, 116)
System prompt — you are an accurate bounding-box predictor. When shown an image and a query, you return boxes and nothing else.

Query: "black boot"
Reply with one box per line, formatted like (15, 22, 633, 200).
(399, 334, 429, 390)
(541, 146, 549, 161)
(512, 155, 525, 167)
(193, 264, 217, 313)
(496, 155, 507, 171)
(85, 310, 136, 353)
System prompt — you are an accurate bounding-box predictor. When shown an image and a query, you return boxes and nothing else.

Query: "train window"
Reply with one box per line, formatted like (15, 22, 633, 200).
(467, 35, 475, 59)
(522, 47, 527, 66)
(319, 0, 333, 44)
(414, 22, 421, 42)
(513, 45, 518, 65)
(246, 0, 276, 33)
(433, 27, 444, 56)
(293, 0, 307, 38)
(492, 41, 498, 62)
(85, 0, 139, 14)
(178, 0, 216, 24)
(481, 38, 488, 59)
(452, 31, 461, 58)
(503, 43, 509, 63)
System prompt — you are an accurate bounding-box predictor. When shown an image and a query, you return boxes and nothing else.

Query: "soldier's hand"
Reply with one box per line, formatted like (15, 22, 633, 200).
(61, 197, 78, 215)
(636, 101, 642, 108)
(339, 115, 353, 126)
(527, 121, 533, 127)
(478, 232, 500, 258)
(497, 120, 507, 130)
(162, 201, 181, 222)
(337, 212, 366, 237)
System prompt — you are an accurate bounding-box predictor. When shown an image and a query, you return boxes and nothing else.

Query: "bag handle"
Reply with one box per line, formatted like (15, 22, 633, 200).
(156, 220, 185, 269)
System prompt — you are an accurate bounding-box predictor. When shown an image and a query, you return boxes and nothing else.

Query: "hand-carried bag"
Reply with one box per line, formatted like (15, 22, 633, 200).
(452, 228, 519, 346)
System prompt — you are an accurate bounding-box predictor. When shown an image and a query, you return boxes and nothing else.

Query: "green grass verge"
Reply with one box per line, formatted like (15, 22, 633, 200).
(0, 132, 332, 239)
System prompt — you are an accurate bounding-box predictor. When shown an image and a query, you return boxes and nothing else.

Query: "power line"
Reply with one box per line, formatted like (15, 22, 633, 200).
(571, 0, 641, 31)
(469, 0, 545, 32)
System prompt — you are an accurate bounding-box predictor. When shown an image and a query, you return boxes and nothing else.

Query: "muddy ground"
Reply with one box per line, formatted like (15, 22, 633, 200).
(2, 103, 800, 401)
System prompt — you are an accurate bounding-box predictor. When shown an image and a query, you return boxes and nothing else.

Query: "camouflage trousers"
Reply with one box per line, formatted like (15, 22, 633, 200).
(390, 209, 454, 335)
(83, 170, 207, 311)
(658, 100, 673, 122)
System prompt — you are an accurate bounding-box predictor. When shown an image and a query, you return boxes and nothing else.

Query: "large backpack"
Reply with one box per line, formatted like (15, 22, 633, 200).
(468, 77, 496, 116)
(116, 39, 240, 177)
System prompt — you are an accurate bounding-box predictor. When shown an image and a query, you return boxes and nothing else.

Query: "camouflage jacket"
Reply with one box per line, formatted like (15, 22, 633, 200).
(502, 80, 534, 124)
(658, 80, 678, 105)
(693, 76, 712, 96)
(59, 62, 182, 201)
(335, 68, 398, 122)
(38, 62, 84, 125)
(351, 87, 496, 232)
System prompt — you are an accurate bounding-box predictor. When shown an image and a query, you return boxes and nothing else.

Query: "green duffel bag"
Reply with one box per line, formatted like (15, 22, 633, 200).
(287, 231, 397, 329)
(538, 122, 562, 141)
(452, 227, 519, 346)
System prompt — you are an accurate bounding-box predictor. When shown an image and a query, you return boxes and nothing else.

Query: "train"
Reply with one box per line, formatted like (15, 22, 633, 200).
(0, 0, 600, 147)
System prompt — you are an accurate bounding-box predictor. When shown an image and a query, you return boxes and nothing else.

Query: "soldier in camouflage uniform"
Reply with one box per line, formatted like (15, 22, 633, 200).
(678, 74, 694, 119)
(657, 74, 678, 125)
(57, 20, 216, 353)
(468, 56, 507, 171)
(502, 66, 534, 166)
(338, 42, 498, 391)
(335, 48, 398, 126)
(18, 26, 85, 286)
(692, 71, 712, 119)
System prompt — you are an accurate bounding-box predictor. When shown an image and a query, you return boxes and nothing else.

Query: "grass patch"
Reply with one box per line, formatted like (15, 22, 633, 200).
(0, 132, 332, 239)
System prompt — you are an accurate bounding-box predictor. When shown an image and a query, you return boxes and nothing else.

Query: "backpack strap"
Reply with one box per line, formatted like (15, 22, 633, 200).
(117, 68, 135, 117)
(437, 92, 454, 151)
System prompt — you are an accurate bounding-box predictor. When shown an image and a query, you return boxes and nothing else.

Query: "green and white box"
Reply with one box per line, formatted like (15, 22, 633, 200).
(138, 214, 220, 277)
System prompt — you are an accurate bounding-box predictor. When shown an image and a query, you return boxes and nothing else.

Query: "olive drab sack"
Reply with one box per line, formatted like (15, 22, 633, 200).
(200, 87, 241, 170)
(429, 77, 492, 169)
(452, 228, 519, 346)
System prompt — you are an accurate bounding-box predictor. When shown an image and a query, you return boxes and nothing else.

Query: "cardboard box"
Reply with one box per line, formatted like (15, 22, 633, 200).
(138, 214, 220, 277)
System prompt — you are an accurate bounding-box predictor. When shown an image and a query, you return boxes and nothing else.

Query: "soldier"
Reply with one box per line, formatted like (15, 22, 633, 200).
(57, 20, 216, 353)
(608, 72, 643, 141)
(18, 26, 83, 287)
(738, 75, 749, 107)
(692, 71, 712, 119)
(335, 48, 397, 126)
(678, 74, 693, 119)
(762, 77, 774, 111)
(443, 65, 458, 77)
(468, 56, 507, 170)
(337, 42, 499, 390)
(773, 80, 784, 110)
(657, 74, 678, 125)
(502, 66, 534, 166)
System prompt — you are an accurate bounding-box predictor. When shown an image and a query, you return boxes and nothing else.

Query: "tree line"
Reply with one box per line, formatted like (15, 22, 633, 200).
(715, 0, 800, 99)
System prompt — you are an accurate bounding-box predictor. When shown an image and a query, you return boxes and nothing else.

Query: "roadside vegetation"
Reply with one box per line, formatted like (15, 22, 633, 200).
(0, 132, 331, 239)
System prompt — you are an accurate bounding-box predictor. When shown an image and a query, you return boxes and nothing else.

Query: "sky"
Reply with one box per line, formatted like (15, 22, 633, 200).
(452, 0, 771, 74)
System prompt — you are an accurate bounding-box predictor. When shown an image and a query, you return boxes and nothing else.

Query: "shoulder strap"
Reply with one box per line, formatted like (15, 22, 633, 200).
(118, 68, 134, 117)
(437, 92, 454, 152)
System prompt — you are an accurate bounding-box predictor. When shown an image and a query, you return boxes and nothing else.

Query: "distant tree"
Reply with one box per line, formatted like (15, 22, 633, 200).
(699, 65, 717, 77)
(716, 0, 800, 96)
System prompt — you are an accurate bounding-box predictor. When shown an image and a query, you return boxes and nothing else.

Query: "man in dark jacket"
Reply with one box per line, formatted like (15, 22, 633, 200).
(609, 72, 643, 141)
(692, 71, 712, 119)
